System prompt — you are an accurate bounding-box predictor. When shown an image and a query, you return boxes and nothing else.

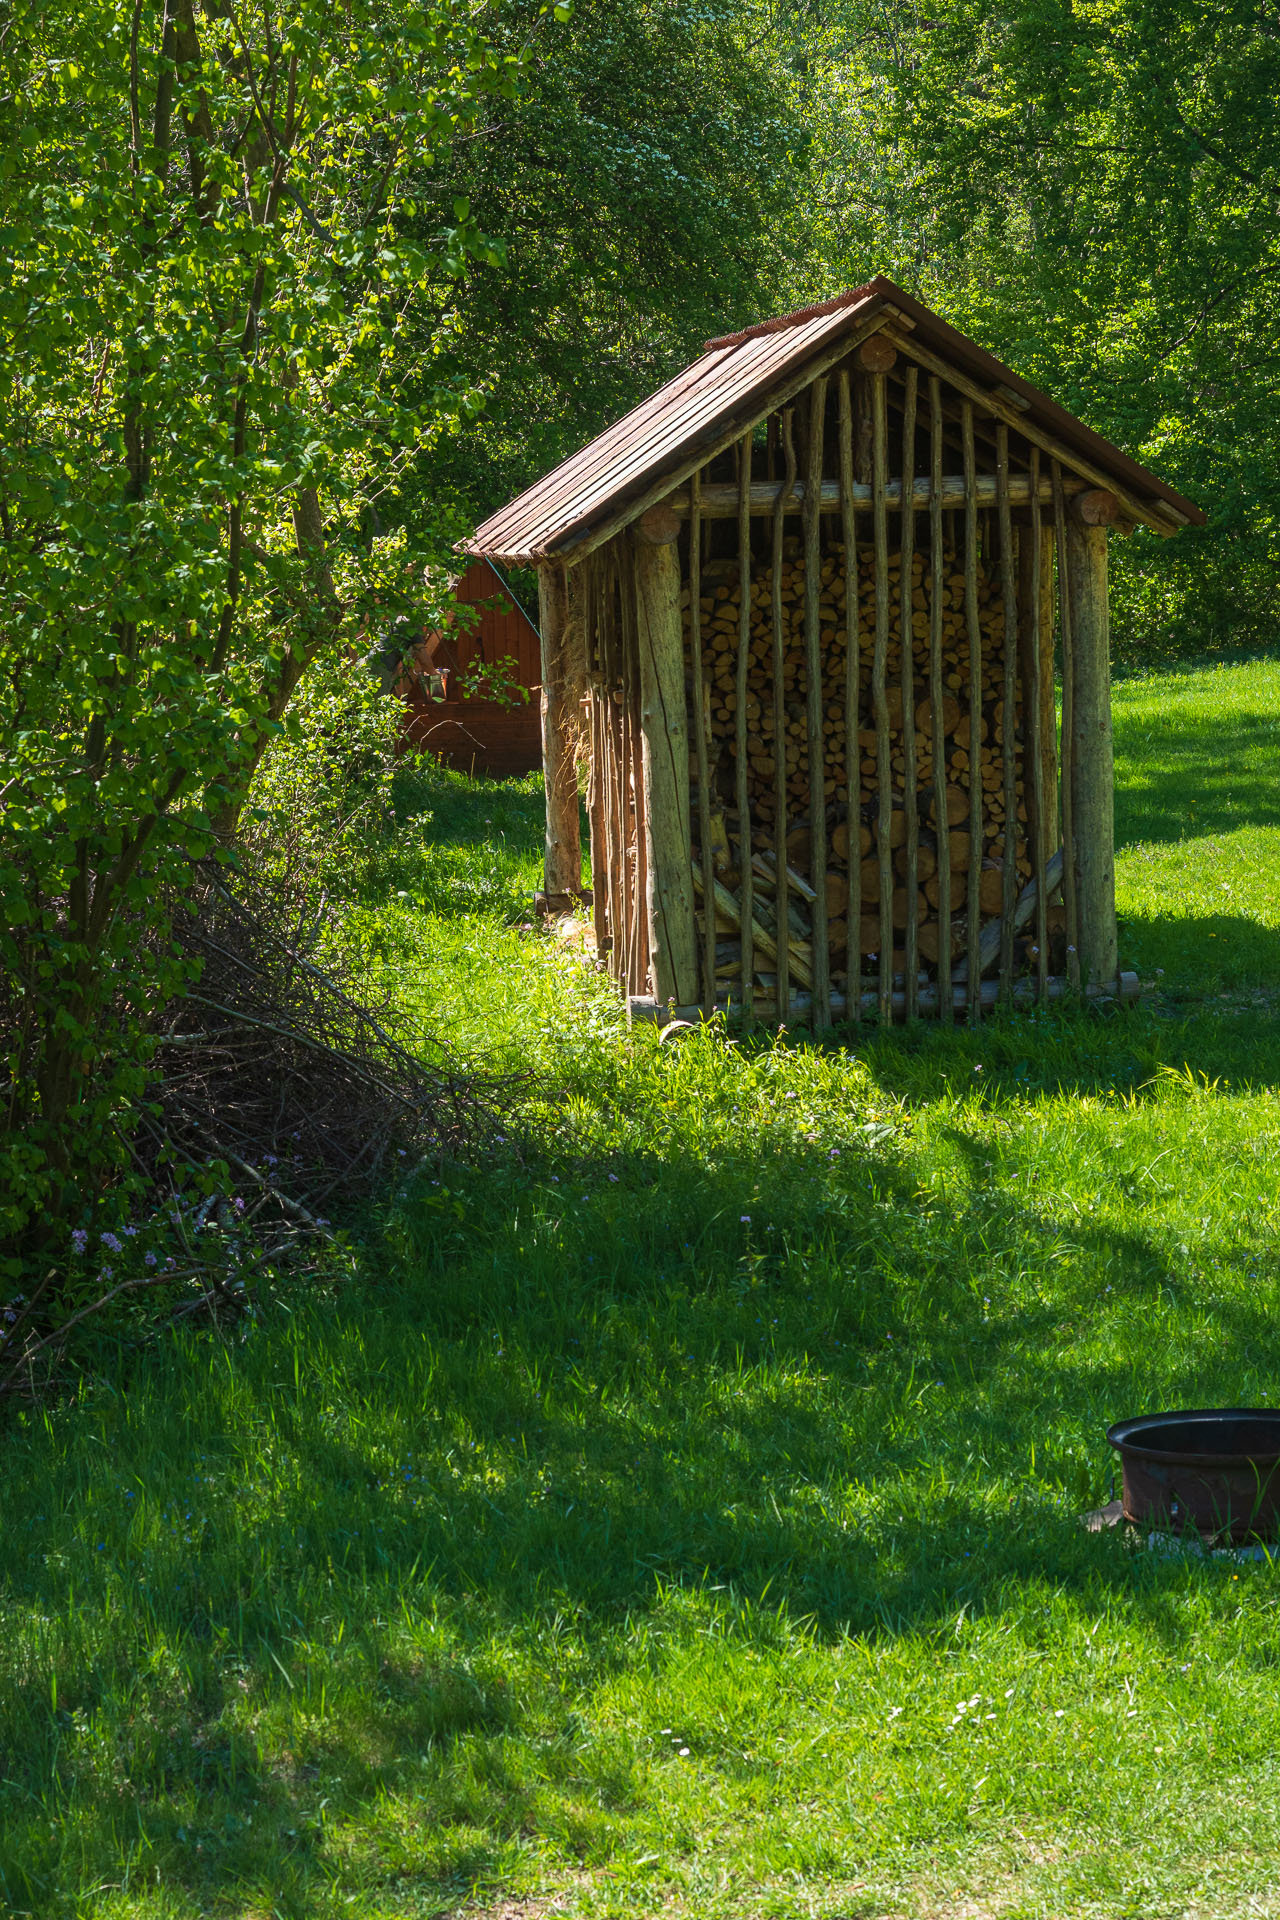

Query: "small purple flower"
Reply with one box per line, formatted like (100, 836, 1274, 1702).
(232, 1197, 245, 1216)
(608, 1173, 619, 1183)
(71, 1229, 88, 1255)
(740, 1214, 751, 1224)
(123, 1225, 138, 1237)
(100, 1231, 123, 1253)
(144, 1252, 158, 1268)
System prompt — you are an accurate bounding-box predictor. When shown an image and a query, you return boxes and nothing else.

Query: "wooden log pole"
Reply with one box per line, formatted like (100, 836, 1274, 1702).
(631, 967, 1141, 1028)
(1037, 516, 1058, 847)
(1065, 519, 1118, 990)
(538, 562, 582, 896)
(735, 430, 755, 1021)
(601, 556, 624, 984)
(900, 363, 920, 1019)
(772, 410, 797, 1018)
(588, 692, 608, 960)
(634, 522, 699, 1006)
(996, 422, 1018, 1001)
(804, 376, 831, 1028)
(1018, 453, 1048, 1002)
(619, 557, 643, 994)
(928, 375, 952, 1024)
(687, 469, 717, 1014)
(871, 370, 893, 1023)
(962, 401, 983, 1025)
(838, 369, 861, 1023)
(1051, 460, 1081, 990)
(666, 472, 1085, 518)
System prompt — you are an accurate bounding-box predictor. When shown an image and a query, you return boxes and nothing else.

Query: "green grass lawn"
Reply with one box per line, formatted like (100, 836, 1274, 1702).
(6, 658, 1280, 1920)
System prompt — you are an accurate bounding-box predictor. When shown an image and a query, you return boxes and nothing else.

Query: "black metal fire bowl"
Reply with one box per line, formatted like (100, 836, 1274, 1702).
(1107, 1408, 1280, 1543)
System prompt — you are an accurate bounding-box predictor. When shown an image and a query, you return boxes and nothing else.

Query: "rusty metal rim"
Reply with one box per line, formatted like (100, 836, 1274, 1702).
(1107, 1407, 1280, 1469)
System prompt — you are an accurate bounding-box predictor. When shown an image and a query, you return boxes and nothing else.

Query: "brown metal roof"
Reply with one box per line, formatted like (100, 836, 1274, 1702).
(461, 276, 1203, 564)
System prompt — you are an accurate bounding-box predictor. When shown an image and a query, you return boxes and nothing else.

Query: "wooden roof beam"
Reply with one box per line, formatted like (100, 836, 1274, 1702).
(666, 472, 1085, 517)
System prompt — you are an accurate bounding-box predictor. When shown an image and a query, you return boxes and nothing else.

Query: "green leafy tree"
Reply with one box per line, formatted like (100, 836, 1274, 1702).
(402, 0, 811, 519)
(0, 0, 557, 1266)
(803, 0, 1280, 658)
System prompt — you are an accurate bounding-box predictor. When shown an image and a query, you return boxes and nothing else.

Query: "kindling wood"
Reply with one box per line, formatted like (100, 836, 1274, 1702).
(465, 281, 1202, 1026)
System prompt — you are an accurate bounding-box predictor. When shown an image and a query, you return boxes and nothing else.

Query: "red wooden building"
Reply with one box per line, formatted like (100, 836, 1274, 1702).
(398, 558, 543, 777)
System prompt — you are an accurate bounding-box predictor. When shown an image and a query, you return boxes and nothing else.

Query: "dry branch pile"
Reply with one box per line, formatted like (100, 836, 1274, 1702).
(1, 863, 525, 1400)
(684, 533, 1047, 984)
(149, 863, 516, 1211)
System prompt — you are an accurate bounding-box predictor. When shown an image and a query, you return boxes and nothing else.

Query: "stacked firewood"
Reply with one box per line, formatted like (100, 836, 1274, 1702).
(683, 537, 1044, 984)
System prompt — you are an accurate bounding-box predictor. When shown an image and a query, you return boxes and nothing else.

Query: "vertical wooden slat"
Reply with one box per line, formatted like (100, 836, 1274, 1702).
(1051, 459, 1080, 991)
(589, 692, 608, 960)
(687, 468, 716, 1013)
(871, 370, 893, 1023)
(619, 539, 642, 994)
(772, 409, 797, 1019)
(584, 557, 610, 964)
(605, 551, 626, 987)
(635, 522, 698, 1007)
(1066, 519, 1118, 991)
(735, 430, 755, 1021)
(996, 422, 1018, 1001)
(838, 369, 861, 1024)
(1038, 525, 1059, 852)
(1018, 450, 1049, 1003)
(804, 375, 831, 1029)
(899, 363, 920, 1020)
(962, 400, 983, 1025)
(538, 563, 581, 895)
(929, 376, 952, 1024)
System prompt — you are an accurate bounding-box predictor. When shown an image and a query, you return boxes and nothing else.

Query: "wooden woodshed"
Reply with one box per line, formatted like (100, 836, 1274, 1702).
(398, 557, 542, 778)
(461, 278, 1203, 1025)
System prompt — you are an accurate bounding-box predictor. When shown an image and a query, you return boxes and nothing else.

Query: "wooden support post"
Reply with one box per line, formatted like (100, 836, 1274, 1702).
(619, 556, 645, 995)
(538, 563, 581, 896)
(772, 410, 797, 1018)
(688, 469, 717, 1015)
(961, 401, 983, 1026)
(634, 522, 699, 1006)
(1051, 461, 1081, 990)
(838, 370, 861, 1024)
(804, 376, 831, 1028)
(995, 422, 1018, 1002)
(871, 371, 893, 1023)
(928, 375, 952, 1024)
(1065, 520, 1118, 990)
(735, 432, 755, 1021)
(1020, 462, 1051, 1006)
(900, 363, 920, 1019)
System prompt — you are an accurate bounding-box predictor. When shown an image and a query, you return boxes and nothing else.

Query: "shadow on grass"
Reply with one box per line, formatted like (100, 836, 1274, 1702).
(1113, 704, 1280, 847)
(1117, 909, 1280, 1000)
(817, 993, 1280, 1102)
(6, 1094, 1279, 1909)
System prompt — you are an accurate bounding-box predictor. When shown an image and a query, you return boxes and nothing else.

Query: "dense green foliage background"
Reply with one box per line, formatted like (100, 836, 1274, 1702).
(4, 0, 1279, 1264)
(416, 0, 1279, 663)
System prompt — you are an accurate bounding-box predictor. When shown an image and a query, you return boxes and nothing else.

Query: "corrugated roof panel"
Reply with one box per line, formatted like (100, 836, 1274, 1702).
(463, 295, 881, 563)
(462, 277, 1202, 562)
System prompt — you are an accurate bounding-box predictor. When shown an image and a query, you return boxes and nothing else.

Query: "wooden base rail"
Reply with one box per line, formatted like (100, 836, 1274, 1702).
(629, 969, 1141, 1027)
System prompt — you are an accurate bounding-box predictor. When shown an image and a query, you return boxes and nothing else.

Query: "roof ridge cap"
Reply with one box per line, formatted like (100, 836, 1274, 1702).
(704, 282, 882, 351)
